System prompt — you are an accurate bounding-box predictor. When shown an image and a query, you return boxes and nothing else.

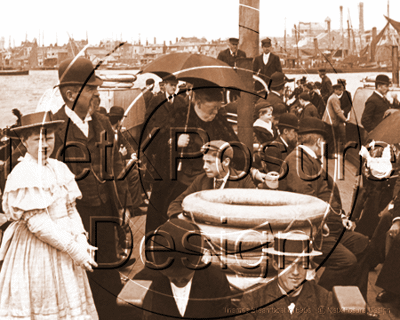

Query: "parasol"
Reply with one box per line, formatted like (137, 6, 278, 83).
(368, 111, 400, 144)
(140, 52, 248, 92)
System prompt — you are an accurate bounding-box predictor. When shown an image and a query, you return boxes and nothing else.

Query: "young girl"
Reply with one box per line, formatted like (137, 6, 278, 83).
(0, 111, 98, 319)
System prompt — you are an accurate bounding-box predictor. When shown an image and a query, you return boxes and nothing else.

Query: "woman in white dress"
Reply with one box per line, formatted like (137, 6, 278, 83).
(0, 111, 98, 319)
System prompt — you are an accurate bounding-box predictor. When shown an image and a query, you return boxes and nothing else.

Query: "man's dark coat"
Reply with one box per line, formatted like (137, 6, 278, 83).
(361, 91, 391, 133)
(217, 48, 246, 67)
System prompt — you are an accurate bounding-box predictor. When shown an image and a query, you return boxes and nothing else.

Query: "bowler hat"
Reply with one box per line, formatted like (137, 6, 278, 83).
(147, 219, 204, 270)
(375, 74, 391, 85)
(318, 68, 326, 74)
(58, 57, 103, 87)
(108, 106, 125, 118)
(278, 113, 299, 131)
(261, 38, 272, 47)
(11, 111, 64, 134)
(332, 84, 343, 90)
(298, 92, 311, 101)
(269, 72, 287, 89)
(228, 38, 239, 45)
(201, 140, 234, 159)
(298, 117, 327, 137)
(146, 78, 155, 86)
(163, 74, 179, 84)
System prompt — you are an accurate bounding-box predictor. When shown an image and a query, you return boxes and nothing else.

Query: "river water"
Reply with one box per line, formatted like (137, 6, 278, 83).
(0, 70, 392, 129)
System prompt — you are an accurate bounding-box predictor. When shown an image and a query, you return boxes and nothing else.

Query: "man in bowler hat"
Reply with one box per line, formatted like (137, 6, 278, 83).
(217, 37, 246, 67)
(47, 57, 136, 319)
(266, 72, 289, 112)
(253, 38, 282, 92)
(238, 231, 333, 319)
(361, 74, 400, 133)
(281, 117, 369, 297)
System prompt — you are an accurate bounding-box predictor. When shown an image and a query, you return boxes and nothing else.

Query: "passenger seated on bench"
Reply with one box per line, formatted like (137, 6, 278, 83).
(167, 140, 255, 219)
(134, 218, 234, 319)
(237, 231, 334, 319)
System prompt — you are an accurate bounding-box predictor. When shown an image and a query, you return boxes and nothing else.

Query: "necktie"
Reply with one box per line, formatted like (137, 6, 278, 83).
(214, 179, 224, 189)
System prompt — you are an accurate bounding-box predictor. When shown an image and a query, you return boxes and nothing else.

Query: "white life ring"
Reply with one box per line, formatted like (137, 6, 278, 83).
(182, 189, 328, 230)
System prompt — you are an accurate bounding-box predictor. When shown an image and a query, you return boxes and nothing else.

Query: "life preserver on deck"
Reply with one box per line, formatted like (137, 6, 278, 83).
(182, 189, 328, 230)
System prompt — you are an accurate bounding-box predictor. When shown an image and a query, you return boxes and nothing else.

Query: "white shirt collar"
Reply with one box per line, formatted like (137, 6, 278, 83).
(298, 145, 317, 159)
(374, 90, 384, 98)
(165, 91, 174, 103)
(64, 106, 92, 138)
(263, 52, 271, 64)
(170, 277, 193, 317)
(214, 169, 230, 189)
(271, 90, 281, 97)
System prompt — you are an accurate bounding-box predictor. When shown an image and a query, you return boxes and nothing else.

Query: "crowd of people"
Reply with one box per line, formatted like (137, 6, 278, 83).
(0, 36, 398, 319)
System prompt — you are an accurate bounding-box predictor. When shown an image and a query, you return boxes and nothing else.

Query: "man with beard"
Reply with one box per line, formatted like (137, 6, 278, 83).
(144, 87, 267, 234)
(217, 37, 246, 67)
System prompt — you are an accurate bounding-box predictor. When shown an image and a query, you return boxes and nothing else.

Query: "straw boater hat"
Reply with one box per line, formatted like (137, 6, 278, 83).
(266, 231, 321, 268)
(10, 111, 64, 135)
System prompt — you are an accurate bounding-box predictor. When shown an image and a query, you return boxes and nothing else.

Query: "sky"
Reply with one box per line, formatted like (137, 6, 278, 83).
(1, 0, 399, 48)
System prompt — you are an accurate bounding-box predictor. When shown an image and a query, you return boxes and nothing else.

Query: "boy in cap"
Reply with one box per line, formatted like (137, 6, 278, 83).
(217, 37, 246, 67)
(253, 38, 282, 93)
(253, 99, 285, 145)
(134, 218, 234, 319)
(167, 140, 255, 218)
(318, 69, 333, 104)
(281, 117, 369, 296)
(238, 231, 333, 319)
(361, 74, 400, 133)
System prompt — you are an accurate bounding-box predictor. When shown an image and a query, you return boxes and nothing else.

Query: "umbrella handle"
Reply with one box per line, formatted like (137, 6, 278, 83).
(177, 91, 193, 172)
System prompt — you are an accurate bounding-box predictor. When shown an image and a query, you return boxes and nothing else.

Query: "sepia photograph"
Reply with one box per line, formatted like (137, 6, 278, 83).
(0, 0, 400, 319)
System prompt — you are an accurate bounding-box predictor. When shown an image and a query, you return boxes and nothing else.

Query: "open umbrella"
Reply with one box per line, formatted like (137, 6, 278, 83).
(140, 52, 248, 91)
(368, 110, 400, 144)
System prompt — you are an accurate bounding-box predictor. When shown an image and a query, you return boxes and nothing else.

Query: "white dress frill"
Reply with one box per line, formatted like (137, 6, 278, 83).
(0, 154, 98, 320)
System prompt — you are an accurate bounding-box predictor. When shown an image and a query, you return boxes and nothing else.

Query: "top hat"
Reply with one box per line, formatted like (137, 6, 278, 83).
(261, 38, 272, 47)
(298, 117, 327, 137)
(201, 140, 233, 159)
(228, 38, 239, 45)
(298, 92, 311, 101)
(58, 57, 103, 87)
(278, 113, 299, 131)
(147, 219, 204, 270)
(269, 72, 288, 89)
(375, 74, 391, 85)
(10, 111, 64, 134)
